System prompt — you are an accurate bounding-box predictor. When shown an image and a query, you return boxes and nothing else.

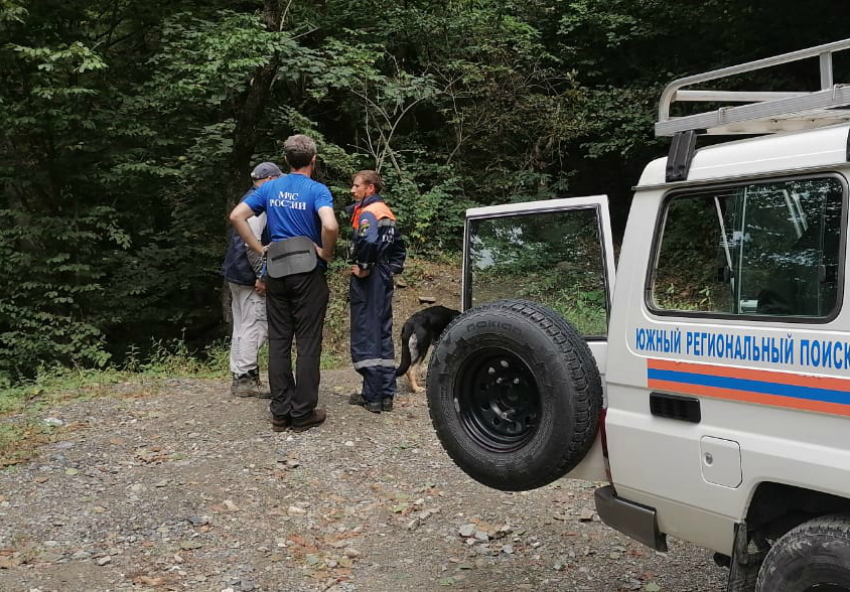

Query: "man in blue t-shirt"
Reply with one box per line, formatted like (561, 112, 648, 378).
(230, 135, 339, 433)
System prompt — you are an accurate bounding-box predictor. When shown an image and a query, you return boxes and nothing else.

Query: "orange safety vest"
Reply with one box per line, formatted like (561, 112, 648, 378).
(352, 200, 395, 230)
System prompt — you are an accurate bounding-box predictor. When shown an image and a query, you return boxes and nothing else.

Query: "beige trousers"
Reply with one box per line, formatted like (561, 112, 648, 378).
(229, 282, 268, 375)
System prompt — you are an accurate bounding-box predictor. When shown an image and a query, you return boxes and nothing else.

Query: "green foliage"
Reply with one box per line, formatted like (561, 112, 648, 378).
(148, 12, 304, 109)
(2, 0, 847, 382)
(468, 207, 609, 335)
(0, 205, 125, 383)
(0, 0, 27, 27)
(519, 273, 608, 336)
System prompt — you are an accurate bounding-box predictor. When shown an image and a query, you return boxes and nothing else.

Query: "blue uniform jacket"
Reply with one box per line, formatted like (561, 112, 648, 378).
(348, 195, 406, 275)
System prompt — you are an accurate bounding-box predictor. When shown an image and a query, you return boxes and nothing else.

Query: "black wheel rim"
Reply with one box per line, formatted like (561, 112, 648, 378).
(455, 348, 541, 452)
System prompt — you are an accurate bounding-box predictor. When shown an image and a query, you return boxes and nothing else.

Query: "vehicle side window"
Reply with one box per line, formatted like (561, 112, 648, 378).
(468, 207, 609, 336)
(651, 177, 844, 318)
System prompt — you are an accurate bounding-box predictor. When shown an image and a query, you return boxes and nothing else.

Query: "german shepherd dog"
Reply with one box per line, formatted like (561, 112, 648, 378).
(396, 305, 460, 393)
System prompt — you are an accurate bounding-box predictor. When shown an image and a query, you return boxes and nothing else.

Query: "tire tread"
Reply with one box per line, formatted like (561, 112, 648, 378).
(755, 513, 850, 592)
(427, 299, 603, 490)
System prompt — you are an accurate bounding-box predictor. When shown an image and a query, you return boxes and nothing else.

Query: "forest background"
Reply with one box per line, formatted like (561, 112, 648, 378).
(2, 0, 849, 387)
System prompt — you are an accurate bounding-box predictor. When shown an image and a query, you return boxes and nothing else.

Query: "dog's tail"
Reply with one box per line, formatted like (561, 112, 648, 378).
(396, 323, 414, 377)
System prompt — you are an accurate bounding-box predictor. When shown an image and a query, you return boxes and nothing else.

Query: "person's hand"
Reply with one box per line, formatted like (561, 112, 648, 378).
(254, 279, 267, 296)
(350, 265, 370, 278)
(315, 243, 331, 262)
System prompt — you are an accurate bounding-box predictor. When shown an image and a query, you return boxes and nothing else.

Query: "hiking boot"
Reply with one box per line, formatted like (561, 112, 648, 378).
(381, 397, 394, 412)
(348, 392, 382, 414)
(271, 414, 290, 432)
(231, 374, 257, 397)
(291, 409, 327, 433)
(248, 369, 272, 399)
(252, 379, 271, 399)
(231, 372, 271, 398)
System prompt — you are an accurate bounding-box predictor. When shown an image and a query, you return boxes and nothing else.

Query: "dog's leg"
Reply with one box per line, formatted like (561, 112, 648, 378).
(404, 333, 420, 393)
(407, 361, 425, 394)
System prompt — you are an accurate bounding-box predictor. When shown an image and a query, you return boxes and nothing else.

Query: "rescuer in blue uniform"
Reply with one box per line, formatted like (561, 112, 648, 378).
(347, 170, 406, 413)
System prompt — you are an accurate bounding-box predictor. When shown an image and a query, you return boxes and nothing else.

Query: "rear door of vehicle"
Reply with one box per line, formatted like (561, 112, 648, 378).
(462, 196, 617, 479)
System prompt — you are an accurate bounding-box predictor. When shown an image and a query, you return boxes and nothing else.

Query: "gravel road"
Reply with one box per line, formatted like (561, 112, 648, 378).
(0, 370, 727, 591)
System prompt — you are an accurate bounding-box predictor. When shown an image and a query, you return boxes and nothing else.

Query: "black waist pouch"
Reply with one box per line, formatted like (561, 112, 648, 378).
(266, 236, 318, 278)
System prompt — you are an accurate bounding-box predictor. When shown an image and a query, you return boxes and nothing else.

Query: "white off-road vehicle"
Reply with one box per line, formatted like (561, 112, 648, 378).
(427, 39, 850, 591)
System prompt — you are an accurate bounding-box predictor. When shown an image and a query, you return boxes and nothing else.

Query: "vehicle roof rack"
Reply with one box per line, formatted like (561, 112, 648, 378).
(656, 38, 850, 137)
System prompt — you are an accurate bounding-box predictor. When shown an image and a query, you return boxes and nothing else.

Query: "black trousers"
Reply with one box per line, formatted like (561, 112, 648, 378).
(265, 268, 329, 419)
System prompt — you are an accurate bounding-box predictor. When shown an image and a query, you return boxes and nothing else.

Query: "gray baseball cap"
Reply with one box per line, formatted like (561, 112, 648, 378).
(251, 162, 283, 180)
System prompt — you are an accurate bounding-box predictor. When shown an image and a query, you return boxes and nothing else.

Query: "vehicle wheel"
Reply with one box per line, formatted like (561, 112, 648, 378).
(756, 514, 850, 592)
(426, 299, 603, 491)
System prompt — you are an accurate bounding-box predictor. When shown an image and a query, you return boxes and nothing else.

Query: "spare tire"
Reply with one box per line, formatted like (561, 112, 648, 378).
(426, 299, 603, 491)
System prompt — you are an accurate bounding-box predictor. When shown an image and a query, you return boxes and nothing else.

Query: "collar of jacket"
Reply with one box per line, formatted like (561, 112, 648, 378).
(347, 194, 384, 216)
(345, 193, 384, 216)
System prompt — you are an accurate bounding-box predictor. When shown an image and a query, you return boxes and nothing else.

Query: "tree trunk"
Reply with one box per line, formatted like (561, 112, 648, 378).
(224, 0, 285, 212)
(221, 0, 285, 322)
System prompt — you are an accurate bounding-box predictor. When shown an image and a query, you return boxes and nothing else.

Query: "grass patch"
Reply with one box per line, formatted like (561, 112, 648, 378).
(124, 337, 231, 378)
(1, 337, 236, 412)
(0, 420, 57, 469)
(0, 365, 139, 468)
(0, 367, 127, 416)
(0, 334, 347, 467)
(0, 339, 233, 468)
(320, 350, 344, 370)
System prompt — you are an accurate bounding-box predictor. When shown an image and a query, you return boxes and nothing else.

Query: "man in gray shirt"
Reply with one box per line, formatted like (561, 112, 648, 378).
(222, 162, 282, 397)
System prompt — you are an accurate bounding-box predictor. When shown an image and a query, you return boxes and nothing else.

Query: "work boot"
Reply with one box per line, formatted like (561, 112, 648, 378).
(348, 392, 382, 414)
(231, 372, 271, 398)
(231, 374, 256, 397)
(291, 409, 327, 433)
(381, 398, 394, 412)
(248, 369, 271, 399)
(271, 414, 290, 432)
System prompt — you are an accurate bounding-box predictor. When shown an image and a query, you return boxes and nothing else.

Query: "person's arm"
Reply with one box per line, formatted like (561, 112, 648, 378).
(247, 211, 265, 242)
(350, 210, 382, 273)
(388, 230, 406, 275)
(229, 202, 264, 255)
(316, 205, 338, 262)
(245, 212, 266, 276)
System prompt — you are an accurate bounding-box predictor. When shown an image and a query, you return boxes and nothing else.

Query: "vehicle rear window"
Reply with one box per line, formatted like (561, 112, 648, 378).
(650, 177, 844, 319)
(467, 207, 609, 336)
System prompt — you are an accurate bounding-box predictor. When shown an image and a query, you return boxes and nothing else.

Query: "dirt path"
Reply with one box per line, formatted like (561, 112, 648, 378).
(0, 370, 726, 592)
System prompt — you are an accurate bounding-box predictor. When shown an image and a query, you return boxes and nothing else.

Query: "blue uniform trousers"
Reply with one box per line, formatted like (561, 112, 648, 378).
(350, 264, 396, 402)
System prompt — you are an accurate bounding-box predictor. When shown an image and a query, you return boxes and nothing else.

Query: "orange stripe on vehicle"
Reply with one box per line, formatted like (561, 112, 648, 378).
(647, 358, 850, 392)
(648, 378, 850, 417)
